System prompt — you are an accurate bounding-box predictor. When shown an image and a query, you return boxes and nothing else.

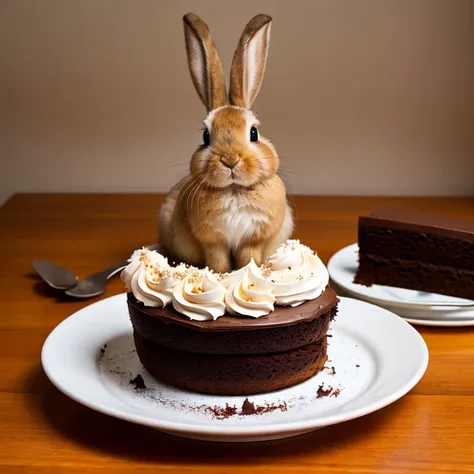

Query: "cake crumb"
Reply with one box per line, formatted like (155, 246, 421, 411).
(240, 399, 287, 416)
(356, 364, 360, 368)
(316, 384, 333, 398)
(317, 384, 342, 398)
(241, 398, 257, 415)
(130, 374, 146, 390)
(330, 366, 336, 375)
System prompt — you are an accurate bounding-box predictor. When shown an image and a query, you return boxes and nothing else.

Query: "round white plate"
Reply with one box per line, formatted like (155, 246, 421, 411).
(401, 316, 474, 327)
(328, 244, 474, 314)
(42, 293, 428, 442)
(331, 281, 474, 328)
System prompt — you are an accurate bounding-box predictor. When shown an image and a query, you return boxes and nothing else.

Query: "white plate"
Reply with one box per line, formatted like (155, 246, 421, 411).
(328, 244, 474, 313)
(401, 316, 474, 327)
(331, 281, 474, 328)
(41, 294, 428, 442)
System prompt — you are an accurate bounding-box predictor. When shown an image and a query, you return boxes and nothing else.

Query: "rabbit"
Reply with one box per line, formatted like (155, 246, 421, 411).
(159, 13, 293, 274)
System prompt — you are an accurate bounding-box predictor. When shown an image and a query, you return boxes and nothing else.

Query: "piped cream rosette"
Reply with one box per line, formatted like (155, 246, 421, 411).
(122, 240, 329, 320)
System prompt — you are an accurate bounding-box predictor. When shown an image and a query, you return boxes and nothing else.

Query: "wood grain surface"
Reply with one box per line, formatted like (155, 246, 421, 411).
(1, 194, 474, 473)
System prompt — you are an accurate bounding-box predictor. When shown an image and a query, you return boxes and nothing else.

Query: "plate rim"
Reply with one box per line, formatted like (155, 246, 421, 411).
(41, 294, 429, 438)
(328, 243, 474, 310)
(401, 316, 474, 327)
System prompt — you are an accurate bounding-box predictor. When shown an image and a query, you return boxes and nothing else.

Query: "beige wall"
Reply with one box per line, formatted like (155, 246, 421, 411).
(1, 0, 473, 205)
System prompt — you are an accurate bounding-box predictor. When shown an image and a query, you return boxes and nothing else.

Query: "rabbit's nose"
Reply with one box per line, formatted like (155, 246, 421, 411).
(220, 155, 240, 169)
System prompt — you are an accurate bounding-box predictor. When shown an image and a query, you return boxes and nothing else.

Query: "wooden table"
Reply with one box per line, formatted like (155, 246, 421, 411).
(1, 194, 474, 473)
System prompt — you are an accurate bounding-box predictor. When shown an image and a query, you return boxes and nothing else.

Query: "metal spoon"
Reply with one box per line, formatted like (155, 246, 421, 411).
(31, 260, 78, 290)
(33, 243, 162, 298)
(64, 262, 128, 298)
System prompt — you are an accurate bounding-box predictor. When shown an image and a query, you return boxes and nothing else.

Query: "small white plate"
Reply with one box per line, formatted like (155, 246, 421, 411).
(401, 316, 474, 327)
(331, 281, 474, 327)
(41, 294, 428, 442)
(328, 244, 474, 313)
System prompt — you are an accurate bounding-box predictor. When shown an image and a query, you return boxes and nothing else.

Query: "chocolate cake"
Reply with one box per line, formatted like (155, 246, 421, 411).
(122, 240, 338, 396)
(355, 207, 474, 299)
(128, 289, 337, 395)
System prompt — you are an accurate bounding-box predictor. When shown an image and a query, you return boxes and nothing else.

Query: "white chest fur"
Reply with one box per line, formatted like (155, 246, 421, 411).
(214, 194, 269, 250)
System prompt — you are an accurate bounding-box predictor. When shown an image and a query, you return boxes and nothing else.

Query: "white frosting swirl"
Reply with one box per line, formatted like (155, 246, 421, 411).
(218, 265, 248, 288)
(225, 259, 275, 317)
(121, 249, 182, 307)
(172, 268, 226, 321)
(121, 240, 330, 319)
(262, 240, 329, 306)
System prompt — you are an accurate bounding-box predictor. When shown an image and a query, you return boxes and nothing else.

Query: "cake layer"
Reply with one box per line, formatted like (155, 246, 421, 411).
(359, 225, 474, 271)
(355, 254, 474, 299)
(134, 331, 328, 395)
(128, 293, 336, 355)
(360, 207, 474, 242)
(127, 288, 338, 331)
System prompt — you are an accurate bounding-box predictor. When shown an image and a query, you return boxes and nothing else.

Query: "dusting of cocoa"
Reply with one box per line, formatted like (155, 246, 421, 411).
(208, 404, 238, 419)
(130, 374, 146, 390)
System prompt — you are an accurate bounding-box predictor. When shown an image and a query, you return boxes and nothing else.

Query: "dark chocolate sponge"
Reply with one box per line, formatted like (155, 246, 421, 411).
(127, 288, 338, 395)
(134, 331, 328, 395)
(355, 207, 474, 299)
(127, 290, 337, 355)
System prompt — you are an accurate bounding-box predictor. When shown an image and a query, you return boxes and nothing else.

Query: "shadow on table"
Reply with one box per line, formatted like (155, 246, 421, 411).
(25, 365, 408, 464)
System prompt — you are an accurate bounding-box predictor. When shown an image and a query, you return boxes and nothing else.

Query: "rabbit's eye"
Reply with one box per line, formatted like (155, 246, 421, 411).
(203, 129, 210, 147)
(250, 126, 259, 142)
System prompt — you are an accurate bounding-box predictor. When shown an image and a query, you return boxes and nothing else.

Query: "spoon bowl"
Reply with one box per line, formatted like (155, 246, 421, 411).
(32, 260, 78, 290)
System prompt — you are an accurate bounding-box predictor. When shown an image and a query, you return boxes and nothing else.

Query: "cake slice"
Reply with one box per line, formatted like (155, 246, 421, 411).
(354, 207, 474, 300)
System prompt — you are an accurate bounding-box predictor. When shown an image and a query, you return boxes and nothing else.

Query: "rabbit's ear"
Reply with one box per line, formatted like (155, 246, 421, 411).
(183, 13, 227, 112)
(229, 14, 272, 109)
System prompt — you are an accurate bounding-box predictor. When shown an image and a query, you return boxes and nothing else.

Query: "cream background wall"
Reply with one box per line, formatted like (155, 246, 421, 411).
(1, 0, 473, 205)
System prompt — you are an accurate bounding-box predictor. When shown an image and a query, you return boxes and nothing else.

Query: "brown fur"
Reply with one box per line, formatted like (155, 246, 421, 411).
(183, 13, 227, 111)
(159, 14, 292, 273)
(229, 14, 272, 108)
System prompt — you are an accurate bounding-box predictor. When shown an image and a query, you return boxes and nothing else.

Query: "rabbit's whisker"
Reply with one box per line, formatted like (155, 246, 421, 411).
(188, 173, 208, 215)
(180, 176, 202, 210)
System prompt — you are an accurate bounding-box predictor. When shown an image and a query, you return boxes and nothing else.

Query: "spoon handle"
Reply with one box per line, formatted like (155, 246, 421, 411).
(90, 262, 128, 281)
